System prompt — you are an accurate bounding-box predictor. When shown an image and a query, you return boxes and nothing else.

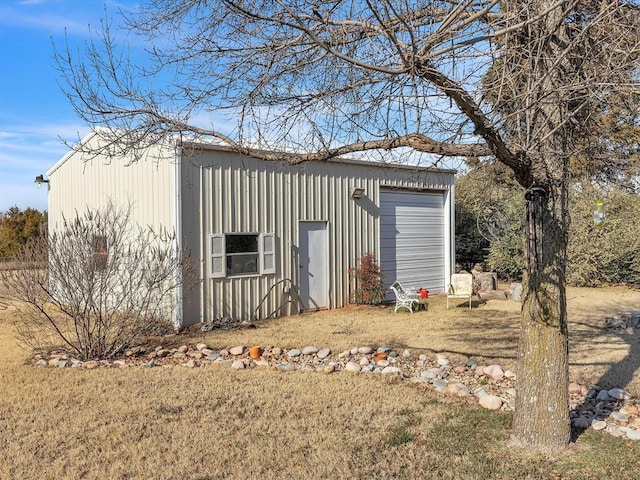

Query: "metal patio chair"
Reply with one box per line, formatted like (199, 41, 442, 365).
(390, 281, 423, 313)
(447, 273, 474, 309)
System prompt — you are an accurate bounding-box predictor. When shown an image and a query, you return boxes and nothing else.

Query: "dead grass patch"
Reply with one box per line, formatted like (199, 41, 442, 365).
(2, 285, 640, 478)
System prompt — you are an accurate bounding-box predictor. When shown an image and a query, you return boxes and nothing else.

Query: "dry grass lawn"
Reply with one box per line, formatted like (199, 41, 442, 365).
(1, 284, 640, 479)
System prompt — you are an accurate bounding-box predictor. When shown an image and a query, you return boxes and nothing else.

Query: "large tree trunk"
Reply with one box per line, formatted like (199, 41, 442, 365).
(512, 183, 571, 450)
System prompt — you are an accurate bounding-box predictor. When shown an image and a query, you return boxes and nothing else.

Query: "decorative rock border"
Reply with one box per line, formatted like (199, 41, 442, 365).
(34, 342, 640, 441)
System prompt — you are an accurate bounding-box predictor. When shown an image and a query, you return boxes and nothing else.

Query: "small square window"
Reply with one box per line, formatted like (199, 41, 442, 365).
(91, 235, 108, 270)
(226, 234, 259, 276)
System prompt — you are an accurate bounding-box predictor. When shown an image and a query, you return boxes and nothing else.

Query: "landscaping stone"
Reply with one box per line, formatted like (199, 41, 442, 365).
(433, 378, 449, 389)
(483, 364, 504, 380)
(231, 360, 245, 369)
(448, 382, 471, 397)
(479, 394, 503, 410)
(569, 382, 583, 394)
(31, 340, 640, 441)
(609, 388, 632, 400)
(302, 346, 319, 355)
(622, 427, 640, 441)
(610, 411, 629, 423)
(275, 363, 295, 372)
(572, 416, 591, 429)
(229, 346, 245, 356)
(381, 366, 401, 375)
(317, 348, 331, 359)
(421, 370, 437, 380)
(474, 387, 488, 398)
(344, 362, 361, 372)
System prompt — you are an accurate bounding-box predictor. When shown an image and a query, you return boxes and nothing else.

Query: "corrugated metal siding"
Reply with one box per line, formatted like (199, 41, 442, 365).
(47, 137, 177, 234)
(46, 134, 181, 324)
(180, 149, 454, 325)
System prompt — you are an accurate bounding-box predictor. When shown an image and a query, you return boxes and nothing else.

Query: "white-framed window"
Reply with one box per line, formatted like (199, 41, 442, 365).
(210, 233, 276, 278)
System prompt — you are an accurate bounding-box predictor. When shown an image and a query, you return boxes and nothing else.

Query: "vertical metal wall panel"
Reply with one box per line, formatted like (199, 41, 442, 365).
(46, 133, 181, 322)
(177, 147, 455, 325)
(47, 136, 177, 235)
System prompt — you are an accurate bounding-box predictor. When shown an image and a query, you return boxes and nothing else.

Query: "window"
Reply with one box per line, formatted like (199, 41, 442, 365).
(91, 235, 108, 270)
(210, 233, 275, 278)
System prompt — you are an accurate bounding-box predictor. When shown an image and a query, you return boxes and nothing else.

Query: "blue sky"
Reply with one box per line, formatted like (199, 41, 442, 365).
(0, 0, 135, 212)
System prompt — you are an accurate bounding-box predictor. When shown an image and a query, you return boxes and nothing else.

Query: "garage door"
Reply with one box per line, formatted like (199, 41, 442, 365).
(380, 189, 445, 297)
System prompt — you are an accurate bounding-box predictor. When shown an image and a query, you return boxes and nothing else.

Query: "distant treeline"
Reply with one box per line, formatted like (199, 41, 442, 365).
(0, 207, 47, 258)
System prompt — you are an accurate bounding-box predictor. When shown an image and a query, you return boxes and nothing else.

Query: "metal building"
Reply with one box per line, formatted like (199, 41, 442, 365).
(47, 132, 456, 328)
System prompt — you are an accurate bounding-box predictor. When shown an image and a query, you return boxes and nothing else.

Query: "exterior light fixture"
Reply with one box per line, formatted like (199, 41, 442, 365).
(350, 186, 365, 199)
(34, 174, 49, 188)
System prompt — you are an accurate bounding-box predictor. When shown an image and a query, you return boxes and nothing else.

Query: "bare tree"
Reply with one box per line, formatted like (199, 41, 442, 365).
(55, 1, 640, 451)
(0, 203, 188, 360)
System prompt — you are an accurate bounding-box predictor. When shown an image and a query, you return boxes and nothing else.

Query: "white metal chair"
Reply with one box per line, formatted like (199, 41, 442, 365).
(447, 273, 474, 309)
(390, 281, 423, 313)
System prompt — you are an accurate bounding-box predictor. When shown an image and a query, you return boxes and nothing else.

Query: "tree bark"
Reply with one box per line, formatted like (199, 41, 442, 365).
(512, 183, 571, 450)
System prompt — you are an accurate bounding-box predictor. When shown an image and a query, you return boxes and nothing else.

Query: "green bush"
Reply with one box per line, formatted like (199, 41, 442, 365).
(567, 188, 640, 288)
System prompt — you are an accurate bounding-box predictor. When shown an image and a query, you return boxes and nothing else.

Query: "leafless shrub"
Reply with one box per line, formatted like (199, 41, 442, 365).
(0, 203, 191, 360)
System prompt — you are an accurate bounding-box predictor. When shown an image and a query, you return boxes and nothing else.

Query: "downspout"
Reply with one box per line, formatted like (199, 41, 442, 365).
(444, 174, 456, 289)
(173, 141, 184, 330)
(199, 163, 205, 324)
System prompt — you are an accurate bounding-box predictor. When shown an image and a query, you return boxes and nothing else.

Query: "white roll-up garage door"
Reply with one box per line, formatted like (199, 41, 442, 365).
(380, 189, 445, 296)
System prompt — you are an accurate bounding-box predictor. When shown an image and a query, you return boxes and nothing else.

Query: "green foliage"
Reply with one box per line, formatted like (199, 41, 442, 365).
(350, 253, 386, 305)
(456, 169, 640, 287)
(455, 166, 524, 279)
(0, 207, 47, 258)
(485, 194, 525, 279)
(567, 187, 640, 288)
(455, 202, 489, 271)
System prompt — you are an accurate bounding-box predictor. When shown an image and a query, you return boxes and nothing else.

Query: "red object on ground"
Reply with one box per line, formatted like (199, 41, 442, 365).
(418, 288, 428, 299)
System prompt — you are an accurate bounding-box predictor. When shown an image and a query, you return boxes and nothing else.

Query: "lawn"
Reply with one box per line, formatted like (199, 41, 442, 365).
(1, 285, 640, 479)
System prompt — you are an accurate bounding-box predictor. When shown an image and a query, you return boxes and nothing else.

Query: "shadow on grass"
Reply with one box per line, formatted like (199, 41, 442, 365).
(421, 306, 521, 362)
(566, 301, 640, 441)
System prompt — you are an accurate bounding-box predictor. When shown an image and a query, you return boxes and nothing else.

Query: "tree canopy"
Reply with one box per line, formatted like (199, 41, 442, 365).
(0, 207, 47, 258)
(58, 1, 639, 170)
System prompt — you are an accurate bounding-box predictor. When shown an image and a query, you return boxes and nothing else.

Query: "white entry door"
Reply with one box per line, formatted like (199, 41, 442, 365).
(299, 221, 328, 310)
